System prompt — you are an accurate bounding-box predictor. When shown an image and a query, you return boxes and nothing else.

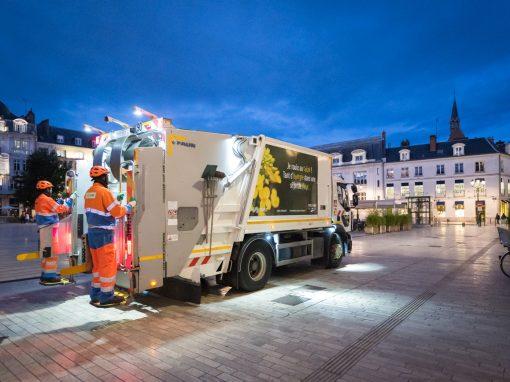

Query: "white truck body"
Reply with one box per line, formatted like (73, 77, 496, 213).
(94, 119, 355, 296)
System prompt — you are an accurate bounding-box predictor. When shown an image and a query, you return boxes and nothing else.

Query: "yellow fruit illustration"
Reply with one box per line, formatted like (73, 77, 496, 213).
(251, 147, 281, 215)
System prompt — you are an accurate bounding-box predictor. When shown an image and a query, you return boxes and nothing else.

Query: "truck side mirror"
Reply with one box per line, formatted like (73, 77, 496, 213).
(351, 185, 358, 193)
(352, 194, 359, 207)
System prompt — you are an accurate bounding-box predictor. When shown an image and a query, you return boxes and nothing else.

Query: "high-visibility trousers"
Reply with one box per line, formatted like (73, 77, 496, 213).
(88, 230, 117, 303)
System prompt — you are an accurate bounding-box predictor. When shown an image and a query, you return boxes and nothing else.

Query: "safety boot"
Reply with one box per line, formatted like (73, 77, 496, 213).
(97, 295, 126, 308)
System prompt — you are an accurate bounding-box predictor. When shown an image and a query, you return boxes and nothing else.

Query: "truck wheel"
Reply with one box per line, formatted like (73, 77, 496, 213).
(239, 242, 272, 291)
(326, 234, 344, 269)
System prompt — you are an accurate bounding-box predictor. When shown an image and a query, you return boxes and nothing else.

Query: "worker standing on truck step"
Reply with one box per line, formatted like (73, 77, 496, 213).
(34, 180, 72, 285)
(84, 166, 136, 307)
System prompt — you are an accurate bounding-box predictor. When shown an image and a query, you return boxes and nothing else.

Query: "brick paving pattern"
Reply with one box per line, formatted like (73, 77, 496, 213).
(1, 225, 509, 381)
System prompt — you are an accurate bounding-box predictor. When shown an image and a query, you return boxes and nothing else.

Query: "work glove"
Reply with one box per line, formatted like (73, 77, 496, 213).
(126, 198, 136, 214)
(117, 193, 125, 202)
(69, 192, 78, 200)
(65, 198, 73, 207)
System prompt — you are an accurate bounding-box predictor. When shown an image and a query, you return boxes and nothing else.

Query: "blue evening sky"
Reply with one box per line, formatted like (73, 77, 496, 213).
(2, 1, 509, 147)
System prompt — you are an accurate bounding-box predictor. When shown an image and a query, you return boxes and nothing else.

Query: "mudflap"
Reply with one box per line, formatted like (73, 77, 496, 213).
(158, 276, 202, 304)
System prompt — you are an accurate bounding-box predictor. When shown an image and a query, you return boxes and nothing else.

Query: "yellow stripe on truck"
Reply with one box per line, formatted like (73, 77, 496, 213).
(139, 254, 164, 262)
(16, 252, 39, 261)
(247, 217, 331, 225)
(192, 245, 232, 254)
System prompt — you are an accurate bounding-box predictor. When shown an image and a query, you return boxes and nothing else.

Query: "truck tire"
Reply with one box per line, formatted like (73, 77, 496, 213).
(326, 233, 344, 269)
(238, 241, 272, 291)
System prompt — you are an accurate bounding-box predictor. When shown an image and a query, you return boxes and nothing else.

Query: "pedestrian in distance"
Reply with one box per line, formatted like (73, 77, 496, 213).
(84, 166, 136, 307)
(496, 213, 501, 225)
(34, 180, 73, 285)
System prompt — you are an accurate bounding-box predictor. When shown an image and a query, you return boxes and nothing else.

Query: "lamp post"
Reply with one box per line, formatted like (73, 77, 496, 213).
(471, 178, 486, 226)
(133, 106, 159, 120)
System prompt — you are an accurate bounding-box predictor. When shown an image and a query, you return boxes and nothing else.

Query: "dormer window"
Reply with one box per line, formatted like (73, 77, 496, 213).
(351, 149, 366, 163)
(332, 152, 342, 166)
(452, 143, 465, 156)
(399, 148, 410, 161)
(75, 137, 82, 146)
(13, 118, 28, 133)
(56, 135, 64, 144)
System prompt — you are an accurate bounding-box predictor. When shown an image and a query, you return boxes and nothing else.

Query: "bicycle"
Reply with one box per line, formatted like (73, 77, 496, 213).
(497, 227, 510, 278)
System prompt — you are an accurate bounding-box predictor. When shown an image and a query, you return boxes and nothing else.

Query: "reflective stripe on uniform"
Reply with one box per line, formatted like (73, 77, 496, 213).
(88, 225, 116, 230)
(85, 208, 112, 217)
(106, 201, 119, 212)
(100, 275, 116, 283)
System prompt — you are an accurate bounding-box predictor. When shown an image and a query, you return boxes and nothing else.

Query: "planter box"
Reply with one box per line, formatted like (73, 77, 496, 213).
(380, 225, 386, 234)
(365, 226, 377, 235)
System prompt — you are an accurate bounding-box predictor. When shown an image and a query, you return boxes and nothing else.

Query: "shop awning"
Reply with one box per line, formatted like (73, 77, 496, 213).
(356, 199, 407, 209)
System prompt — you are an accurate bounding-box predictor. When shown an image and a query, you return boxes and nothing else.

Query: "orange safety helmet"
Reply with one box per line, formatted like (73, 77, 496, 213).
(89, 165, 110, 178)
(36, 180, 54, 190)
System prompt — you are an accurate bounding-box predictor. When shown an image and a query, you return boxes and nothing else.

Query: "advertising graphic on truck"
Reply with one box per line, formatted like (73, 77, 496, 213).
(250, 144, 318, 216)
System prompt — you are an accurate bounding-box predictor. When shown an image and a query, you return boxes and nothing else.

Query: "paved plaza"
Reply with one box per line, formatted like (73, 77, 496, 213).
(0, 225, 509, 381)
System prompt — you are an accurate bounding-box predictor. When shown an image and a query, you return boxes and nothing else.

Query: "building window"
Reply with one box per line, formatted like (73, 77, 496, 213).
(414, 166, 423, 176)
(454, 180, 465, 197)
(353, 171, 367, 185)
(377, 180, 380, 187)
(386, 183, 395, 199)
(56, 135, 64, 144)
(21, 140, 29, 150)
(358, 192, 367, 201)
(351, 149, 366, 163)
(22, 160, 27, 172)
(436, 164, 445, 175)
(13, 159, 21, 172)
(453, 143, 465, 156)
(401, 167, 409, 178)
(13, 139, 22, 150)
(401, 182, 410, 197)
(436, 201, 446, 215)
(471, 178, 486, 197)
(56, 150, 66, 158)
(501, 178, 505, 195)
(435, 180, 446, 197)
(13, 119, 28, 133)
(414, 182, 424, 196)
(399, 149, 410, 161)
(332, 153, 342, 166)
(455, 163, 464, 174)
(74, 137, 82, 146)
(454, 201, 465, 218)
(386, 168, 394, 179)
(0, 120, 6, 132)
(475, 161, 485, 173)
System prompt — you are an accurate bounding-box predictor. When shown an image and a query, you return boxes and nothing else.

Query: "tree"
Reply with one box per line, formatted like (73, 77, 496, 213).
(15, 150, 70, 208)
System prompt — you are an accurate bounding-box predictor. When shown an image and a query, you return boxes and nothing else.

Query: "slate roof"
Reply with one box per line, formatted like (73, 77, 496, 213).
(37, 123, 96, 148)
(386, 138, 499, 162)
(313, 136, 385, 162)
(0, 101, 17, 120)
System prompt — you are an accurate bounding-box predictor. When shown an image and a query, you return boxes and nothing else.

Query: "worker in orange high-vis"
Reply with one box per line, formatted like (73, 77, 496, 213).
(34, 180, 72, 285)
(84, 166, 135, 307)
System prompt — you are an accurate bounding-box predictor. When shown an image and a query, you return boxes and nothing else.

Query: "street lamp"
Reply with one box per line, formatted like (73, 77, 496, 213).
(83, 124, 106, 134)
(133, 105, 159, 120)
(471, 178, 486, 226)
(104, 116, 131, 129)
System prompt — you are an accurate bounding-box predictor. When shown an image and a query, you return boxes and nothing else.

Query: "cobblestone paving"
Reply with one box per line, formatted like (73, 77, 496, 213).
(0, 225, 509, 381)
(0, 224, 39, 282)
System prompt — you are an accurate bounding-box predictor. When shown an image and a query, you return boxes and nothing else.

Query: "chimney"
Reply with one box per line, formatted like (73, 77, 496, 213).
(429, 135, 437, 152)
(381, 130, 386, 150)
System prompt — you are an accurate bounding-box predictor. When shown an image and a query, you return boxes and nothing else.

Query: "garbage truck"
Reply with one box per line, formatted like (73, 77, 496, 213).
(19, 117, 358, 301)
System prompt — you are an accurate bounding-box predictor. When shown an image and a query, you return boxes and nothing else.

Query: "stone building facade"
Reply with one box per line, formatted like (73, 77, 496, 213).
(315, 99, 510, 224)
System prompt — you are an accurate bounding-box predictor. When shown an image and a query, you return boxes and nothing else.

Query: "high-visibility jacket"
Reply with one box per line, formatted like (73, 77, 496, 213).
(84, 182, 127, 231)
(34, 194, 69, 228)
